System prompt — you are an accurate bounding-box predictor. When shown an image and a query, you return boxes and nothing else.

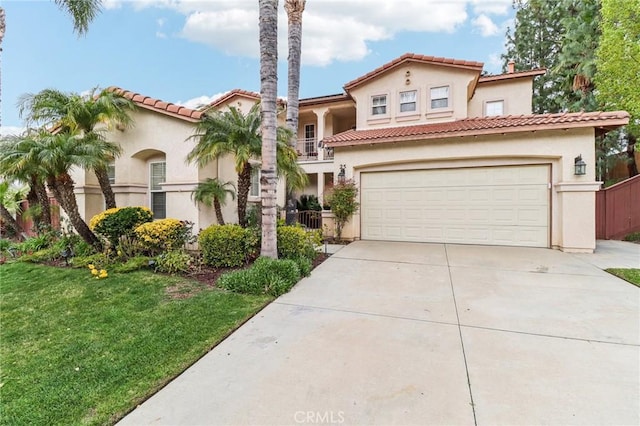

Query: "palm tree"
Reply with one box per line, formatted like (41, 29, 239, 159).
(0, 133, 52, 230)
(283, 0, 306, 225)
(191, 178, 236, 225)
(0, 181, 27, 237)
(18, 87, 135, 208)
(259, 0, 280, 258)
(4, 130, 117, 249)
(187, 103, 307, 228)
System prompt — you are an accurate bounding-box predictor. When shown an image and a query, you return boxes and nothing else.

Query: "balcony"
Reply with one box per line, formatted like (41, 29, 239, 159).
(296, 138, 334, 161)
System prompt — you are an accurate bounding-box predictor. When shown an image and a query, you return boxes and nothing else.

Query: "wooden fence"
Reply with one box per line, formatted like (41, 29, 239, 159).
(595, 174, 640, 240)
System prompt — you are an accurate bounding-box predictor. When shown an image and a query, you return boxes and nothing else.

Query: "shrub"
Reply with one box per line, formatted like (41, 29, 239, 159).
(293, 256, 312, 277)
(325, 179, 359, 240)
(623, 232, 640, 242)
(155, 250, 192, 275)
(15, 235, 51, 253)
(19, 247, 60, 263)
(70, 253, 110, 269)
(90, 207, 153, 248)
(199, 224, 258, 268)
(134, 219, 189, 255)
(277, 225, 319, 260)
(111, 256, 153, 273)
(218, 257, 301, 297)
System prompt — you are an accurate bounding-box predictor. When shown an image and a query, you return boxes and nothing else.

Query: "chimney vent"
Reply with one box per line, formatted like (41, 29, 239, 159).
(508, 61, 515, 74)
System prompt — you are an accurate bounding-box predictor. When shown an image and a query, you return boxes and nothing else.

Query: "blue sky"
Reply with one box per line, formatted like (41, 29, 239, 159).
(0, 0, 515, 134)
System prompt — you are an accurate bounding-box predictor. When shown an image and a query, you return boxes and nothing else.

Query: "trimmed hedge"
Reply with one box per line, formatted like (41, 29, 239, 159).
(276, 225, 321, 260)
(90, 207, 153, 247)
(199, 224, 258, 268)
(134, 219, 188, 255)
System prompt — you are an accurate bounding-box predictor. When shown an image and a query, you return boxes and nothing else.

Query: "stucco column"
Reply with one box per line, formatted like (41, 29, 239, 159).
(314, 107, 329, 160)
(555, 181, 602, 253)
(317, 172, 324, 205)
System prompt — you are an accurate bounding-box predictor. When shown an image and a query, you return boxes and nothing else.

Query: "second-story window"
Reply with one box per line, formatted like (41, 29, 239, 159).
(371, 95, 387, 115)
(430, 86, 449, 109)
(304, 124, 316, 155)
(399, 90, 417, 112)
(485, 100, 504, 116)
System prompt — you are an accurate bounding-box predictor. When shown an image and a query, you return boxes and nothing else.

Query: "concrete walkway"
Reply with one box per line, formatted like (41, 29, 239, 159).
(119, 241, 639, 426)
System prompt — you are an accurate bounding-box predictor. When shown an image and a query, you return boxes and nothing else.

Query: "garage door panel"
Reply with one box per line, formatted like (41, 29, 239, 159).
(361, 165, 549, 248)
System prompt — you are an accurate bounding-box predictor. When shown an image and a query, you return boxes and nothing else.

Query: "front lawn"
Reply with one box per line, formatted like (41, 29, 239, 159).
(0, 263, 272, 426)
(606, 268, 640, 287)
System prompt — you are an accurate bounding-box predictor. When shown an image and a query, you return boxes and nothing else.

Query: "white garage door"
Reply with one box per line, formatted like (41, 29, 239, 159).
(361, 165, 550, 247)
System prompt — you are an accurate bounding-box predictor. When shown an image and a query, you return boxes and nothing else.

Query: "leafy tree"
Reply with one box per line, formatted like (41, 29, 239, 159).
(259, 0, 280, 258)
(555, 0, 601, 112)
(502, 0, 565, 113)
(596, 0, 640, 137)
(18, 87, 135, 208)
(186, 103, 307, 228)
(191, 178, 236, 225)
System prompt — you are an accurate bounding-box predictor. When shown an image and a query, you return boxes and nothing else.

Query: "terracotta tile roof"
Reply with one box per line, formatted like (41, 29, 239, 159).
(323, 111, 630, 148)
(205, 89, 262, 109)
(344, 53, 484, 91)
(478, 69, 547, 83)
(299, 93, 352, 107)
(107, 86, 203, 122)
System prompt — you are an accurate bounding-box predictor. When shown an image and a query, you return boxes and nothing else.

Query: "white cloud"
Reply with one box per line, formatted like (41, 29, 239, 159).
(102, 0, 123, 10)
(156, 31, 167, 39)
(127, 0, 474, 66)
(0, 126, 26, 137)
(470, 0, 511, 15)
(472, 14, 499, 37)
(176, 92, 228, 110)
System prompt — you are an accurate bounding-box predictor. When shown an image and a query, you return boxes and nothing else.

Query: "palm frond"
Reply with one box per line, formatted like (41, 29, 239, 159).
(54, 0, 102, 36)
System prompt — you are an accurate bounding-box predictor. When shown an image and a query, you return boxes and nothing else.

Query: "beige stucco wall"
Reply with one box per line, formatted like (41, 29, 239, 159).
(468, 78, 534, 117)
(332, 127, 600, 252)
(349, 64, 478, 130)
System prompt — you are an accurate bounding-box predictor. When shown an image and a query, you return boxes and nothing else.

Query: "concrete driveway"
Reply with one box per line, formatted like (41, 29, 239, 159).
(119, 241, 640, 426)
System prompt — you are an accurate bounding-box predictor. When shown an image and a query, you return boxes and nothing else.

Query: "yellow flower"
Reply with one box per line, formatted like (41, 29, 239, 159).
(99, 269, 107, 275)
(99, 272, 108, 278)
(95, 276, 100, 280)
(91, 269, 99, 275)
(87, 264, 94, 269)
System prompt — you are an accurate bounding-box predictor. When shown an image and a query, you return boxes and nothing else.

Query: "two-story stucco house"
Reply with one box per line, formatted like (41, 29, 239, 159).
(71, 53, 628, 253)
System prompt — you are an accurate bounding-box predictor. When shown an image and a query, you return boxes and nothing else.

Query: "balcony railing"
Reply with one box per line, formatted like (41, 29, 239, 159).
(296, 138, 334, 161)
(297, 137, 318, 161)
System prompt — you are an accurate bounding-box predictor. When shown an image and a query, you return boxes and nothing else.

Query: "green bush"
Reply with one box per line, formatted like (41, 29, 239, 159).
(134, 219, 190, 255)
(19, 247, 60, 263)
(70, 253, 110, 269)
(199, 224, 258, 268)
(623, 232, 640, 242)
(217, 257, 301, 297)
(155, 250, 192, 274)
(293, 256, 312, 277)
(277, 225, 319, 260)
(15, 235, 51, 253)
(325, 179, 359, 240)
(90, 207, 153, 248)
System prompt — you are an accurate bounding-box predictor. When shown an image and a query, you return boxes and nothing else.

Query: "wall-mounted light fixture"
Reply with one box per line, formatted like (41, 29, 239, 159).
(574, 155, 586, 175)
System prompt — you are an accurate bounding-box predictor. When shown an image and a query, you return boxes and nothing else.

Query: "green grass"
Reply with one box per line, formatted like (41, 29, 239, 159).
(0, 263, 272, 425)
(606, 268, 640, 287)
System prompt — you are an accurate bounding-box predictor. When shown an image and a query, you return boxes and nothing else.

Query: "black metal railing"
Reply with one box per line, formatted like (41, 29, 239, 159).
(296, 210, 323, 229)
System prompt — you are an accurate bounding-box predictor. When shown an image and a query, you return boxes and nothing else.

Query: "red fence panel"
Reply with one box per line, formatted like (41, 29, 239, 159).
(596, 175, 640, 240)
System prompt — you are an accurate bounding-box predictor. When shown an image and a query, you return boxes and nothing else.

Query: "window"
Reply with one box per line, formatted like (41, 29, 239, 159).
(304, 124, 316, 155)
(399, 90, 417, 112)
(485, 100, 504, 116)
(106, 162, 115, 184)
(371, 95, 387, 115)
(250, 165, 260, 198)
(150, 162, 166, 219)
(430, 86, 449, 109)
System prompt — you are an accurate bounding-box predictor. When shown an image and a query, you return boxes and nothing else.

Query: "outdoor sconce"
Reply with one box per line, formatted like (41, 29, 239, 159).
(338, 164, 346, 183)
(574, 155, 586, 176)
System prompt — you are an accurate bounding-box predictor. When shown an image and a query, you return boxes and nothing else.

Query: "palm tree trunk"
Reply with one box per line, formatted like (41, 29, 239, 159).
(0, 203, 21, 237)
(32, 178, 52, 228)
(49, 173, 102, 250)
(0, 6, 5, 128)
(213, 199, 225, 225)
(259, 0, 279, 259)
(94, 165, 116, 209)
(284, 0, 305, 225)
(237, 163, 252, 227)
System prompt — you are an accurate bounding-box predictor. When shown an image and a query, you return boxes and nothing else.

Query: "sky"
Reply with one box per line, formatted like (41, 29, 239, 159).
(0, 0, 515, 135)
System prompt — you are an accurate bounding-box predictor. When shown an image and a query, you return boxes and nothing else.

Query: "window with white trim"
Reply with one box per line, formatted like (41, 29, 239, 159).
(250, 165, 260, 198)
(150, 162, 166, 219)
(371, 95, 387, 115)
(304, 124, 316, 155)
(399, 90, 417, 112)
(485, 100, 504, 116)
(106, 162, 115, 184)
(430, 86, 449, 109)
